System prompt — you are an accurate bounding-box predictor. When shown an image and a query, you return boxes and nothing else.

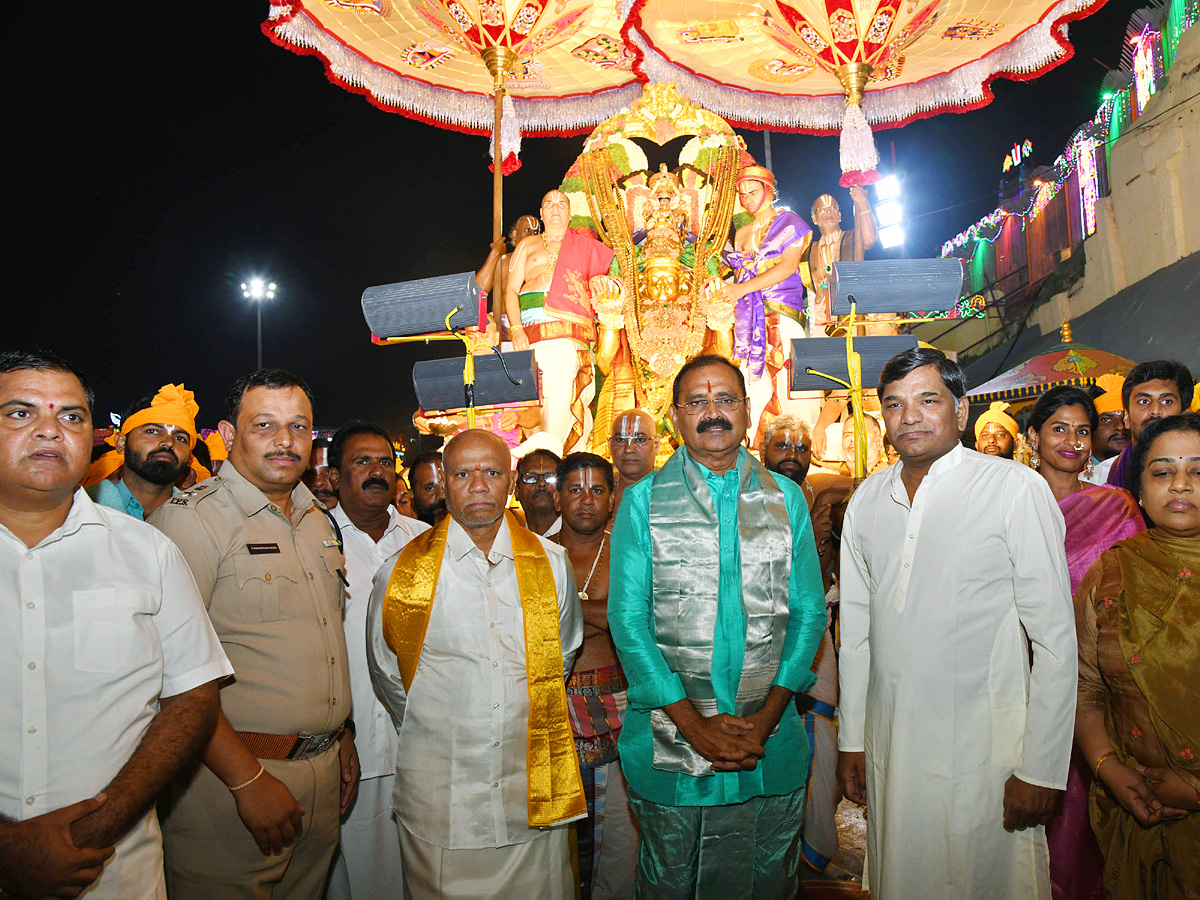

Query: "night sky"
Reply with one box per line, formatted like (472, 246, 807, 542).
(9, 0, 1144, 441)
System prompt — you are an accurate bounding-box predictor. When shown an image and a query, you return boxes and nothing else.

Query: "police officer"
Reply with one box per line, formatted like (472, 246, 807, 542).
(152, 370, 359, 899)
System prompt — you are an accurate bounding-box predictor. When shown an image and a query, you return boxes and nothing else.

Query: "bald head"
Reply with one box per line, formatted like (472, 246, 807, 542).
(541, 190, 571, 232)
(609, 408, 659, 483)
(444, 428, 511, 471)
(443, 429, 514, 533)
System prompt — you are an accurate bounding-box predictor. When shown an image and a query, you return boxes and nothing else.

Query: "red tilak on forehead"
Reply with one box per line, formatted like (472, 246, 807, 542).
(49, 403, 55, 409)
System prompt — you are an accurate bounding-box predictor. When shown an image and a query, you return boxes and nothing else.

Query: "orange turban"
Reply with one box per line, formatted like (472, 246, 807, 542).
(204, 431, 228, 462)
(737, 165, 775, 189)
(1093, 373, 1125, 415)
(82, 445, 123, 489)
(122, 383, 199, 447)
(974, 401, 1018, 441)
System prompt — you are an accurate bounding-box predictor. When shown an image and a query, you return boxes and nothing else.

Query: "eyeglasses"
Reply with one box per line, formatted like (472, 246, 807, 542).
(518, 472, 558, 486)
(611, 434, 653, 447)
(674, 397, 747, 416)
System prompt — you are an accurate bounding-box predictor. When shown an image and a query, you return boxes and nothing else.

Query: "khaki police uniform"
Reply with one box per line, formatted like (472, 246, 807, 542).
(151, 461, 350, 900)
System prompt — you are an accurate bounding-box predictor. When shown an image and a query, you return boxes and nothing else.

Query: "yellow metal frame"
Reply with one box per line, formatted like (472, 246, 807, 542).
(372, 310, 488, 428)
(804, 301, 870, 486)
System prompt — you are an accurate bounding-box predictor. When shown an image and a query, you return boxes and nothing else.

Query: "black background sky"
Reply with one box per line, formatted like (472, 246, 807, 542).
(9, 0, 1144, 440)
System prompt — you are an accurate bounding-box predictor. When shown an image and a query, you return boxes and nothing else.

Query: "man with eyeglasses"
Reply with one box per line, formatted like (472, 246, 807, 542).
(514, 449, 562, 535)
(609, 354, 826, 898)
(608, 409, 659, 511)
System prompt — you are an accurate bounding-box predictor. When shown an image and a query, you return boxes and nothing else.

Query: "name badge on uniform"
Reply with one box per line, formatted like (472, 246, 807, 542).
(246, 543, 281, 555)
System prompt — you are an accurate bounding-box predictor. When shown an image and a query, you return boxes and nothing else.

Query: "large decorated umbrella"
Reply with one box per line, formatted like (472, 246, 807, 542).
(266, 0, 1109, 199)
(265, 0, 642, 237)
(967, 331, 1135, 404)
(624, 0, 1107, 184)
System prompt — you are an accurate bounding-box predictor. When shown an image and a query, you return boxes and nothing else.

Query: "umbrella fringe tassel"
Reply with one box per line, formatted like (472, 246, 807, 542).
(839, 104, 880, 188)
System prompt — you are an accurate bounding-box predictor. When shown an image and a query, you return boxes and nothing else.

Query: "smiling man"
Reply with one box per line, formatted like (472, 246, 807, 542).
(87, 383, 200, 519)
(152, 369, 358, 899)
(838, 348, 1078, 900)
(367, 429, 584, 899)
(0, 350, 230, 900)
(609, 354, 826, 898)
(325, 422, 429, 900)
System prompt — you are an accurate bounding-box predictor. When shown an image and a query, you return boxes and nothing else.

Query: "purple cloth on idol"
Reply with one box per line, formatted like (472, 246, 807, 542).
(1046, 483, 1144, 900)
(723, 210, 811, 378)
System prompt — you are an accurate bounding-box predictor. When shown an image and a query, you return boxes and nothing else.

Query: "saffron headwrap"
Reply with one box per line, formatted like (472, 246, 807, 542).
(203, 431, 228, 462)
(974, 401, 1018, 441)
(122, 384, 199, 447)
(737, 165, 775, 189)
(1093, 373, 1125, 415)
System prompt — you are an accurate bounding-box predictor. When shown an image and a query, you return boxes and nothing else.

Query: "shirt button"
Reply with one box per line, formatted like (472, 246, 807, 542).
(494, 703, 500, 709)
(494, 742, 500, 747)
(25, 796, 34, 806)
(492, 660, 498, 668)
(330, 657, 336, 665)
(493, 782, 499, 788)
(308, 572, 314, 580)
(27, 725, 36, 733)
(25, 552, 33, 560)
(265, 573, 273, 582)
(489, 623, 495, 629)
(903, 563, 909, 568)
(322, 618, 328, 626)
(27, 661, 35, 670)
(26, 602, 34, 609)
(378, 712, 386, 719)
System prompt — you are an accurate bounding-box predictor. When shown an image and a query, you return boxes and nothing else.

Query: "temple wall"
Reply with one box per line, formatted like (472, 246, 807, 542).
(1028, 22, 1199, 336)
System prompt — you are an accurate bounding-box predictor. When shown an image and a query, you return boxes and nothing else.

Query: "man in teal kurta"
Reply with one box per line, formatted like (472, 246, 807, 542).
(609, 354, 826, 898)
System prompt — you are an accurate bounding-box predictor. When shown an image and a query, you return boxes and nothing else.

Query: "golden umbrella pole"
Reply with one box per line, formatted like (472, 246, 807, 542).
(482, 47, 517, 243)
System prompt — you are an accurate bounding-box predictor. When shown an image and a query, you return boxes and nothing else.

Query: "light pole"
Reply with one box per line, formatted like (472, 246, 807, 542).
(240, 278, 276, 370)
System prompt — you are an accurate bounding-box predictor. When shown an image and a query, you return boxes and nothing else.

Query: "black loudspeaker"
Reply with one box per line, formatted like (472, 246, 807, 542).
(362, 272, 481, 338)
(412, 350, 540, 414)
(829, 258, 965, 315)
(790, 336, 919, 393)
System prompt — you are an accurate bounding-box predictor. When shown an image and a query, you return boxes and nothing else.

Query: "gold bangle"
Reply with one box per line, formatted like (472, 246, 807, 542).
(1093, 750, 1118, 779)
(228, 764, 266, 792)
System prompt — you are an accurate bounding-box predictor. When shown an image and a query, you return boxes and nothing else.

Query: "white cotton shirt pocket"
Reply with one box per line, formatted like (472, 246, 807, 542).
(72, 587, 157, 674)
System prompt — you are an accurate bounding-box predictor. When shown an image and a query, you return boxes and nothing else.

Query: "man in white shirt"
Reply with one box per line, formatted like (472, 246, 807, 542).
(367, 429, 584, 899)
(0, 350, 232, 900)
(837, 348, 1077, 900)
(324, 422, 429, 899)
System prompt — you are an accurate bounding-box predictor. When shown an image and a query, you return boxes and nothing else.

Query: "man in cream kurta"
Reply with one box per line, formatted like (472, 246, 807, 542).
(367, 429, 584, 899)
(838, 348, 1077, 900)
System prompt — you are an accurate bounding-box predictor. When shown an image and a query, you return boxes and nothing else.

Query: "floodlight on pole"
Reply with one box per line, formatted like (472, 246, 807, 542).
(875, 200, 904, 227)
(874, 174, 901, 201)
(878, 224, 905, 248)
(240, 278, 277, 370)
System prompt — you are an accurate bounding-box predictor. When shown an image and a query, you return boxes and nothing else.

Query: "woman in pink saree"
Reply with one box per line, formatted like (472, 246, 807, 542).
(1026, 385, 1145, 900)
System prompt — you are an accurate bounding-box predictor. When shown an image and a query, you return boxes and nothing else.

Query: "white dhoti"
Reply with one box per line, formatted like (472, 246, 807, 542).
(530, 337, 595, 456)
(397, 821, 573, 900)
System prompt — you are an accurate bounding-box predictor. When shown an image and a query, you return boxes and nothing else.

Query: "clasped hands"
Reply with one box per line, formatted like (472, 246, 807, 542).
(667, 697, 780, 773)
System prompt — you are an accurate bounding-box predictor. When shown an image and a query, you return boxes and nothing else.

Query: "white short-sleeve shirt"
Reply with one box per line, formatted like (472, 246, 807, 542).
(0, 489, 233, 900)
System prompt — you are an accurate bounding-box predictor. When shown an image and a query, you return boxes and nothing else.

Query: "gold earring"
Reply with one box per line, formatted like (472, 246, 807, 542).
(1031, 452, 1040, 471)
(1084, 457, 1094, 478)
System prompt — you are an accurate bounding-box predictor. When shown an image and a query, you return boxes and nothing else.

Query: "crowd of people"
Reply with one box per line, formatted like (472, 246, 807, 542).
(1, 345, 1197, 900)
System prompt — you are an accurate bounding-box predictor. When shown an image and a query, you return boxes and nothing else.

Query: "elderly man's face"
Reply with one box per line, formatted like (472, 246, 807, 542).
(669, 363, 750, 458)
(609, 411, 658, 484)
(0, 367, 92, 508)
(540, 191, 571, 229)
(762, 427, 811, 485)
(444, 433, 513, 531)
(976, 423, 1015, 459)
(813, 199, 842, 235)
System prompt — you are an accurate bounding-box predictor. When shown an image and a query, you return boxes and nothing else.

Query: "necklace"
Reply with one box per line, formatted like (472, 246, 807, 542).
(542, 234, 561, 279)
(578, 533, 606, 602)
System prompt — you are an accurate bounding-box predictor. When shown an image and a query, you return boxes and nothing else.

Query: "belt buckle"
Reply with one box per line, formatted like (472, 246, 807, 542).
(287, 734, 314, 760)
(307, 731, 336, 758)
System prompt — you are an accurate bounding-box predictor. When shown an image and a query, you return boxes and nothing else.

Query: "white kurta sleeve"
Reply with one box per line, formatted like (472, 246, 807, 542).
(837, 498, 871, 753)
(1005, 474, 1077, 790)
(367, 553, 408, 733)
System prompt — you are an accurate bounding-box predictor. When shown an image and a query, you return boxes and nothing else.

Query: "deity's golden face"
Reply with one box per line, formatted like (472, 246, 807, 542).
(645, 266, 681, 302)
